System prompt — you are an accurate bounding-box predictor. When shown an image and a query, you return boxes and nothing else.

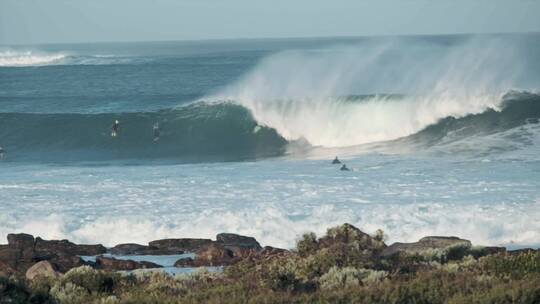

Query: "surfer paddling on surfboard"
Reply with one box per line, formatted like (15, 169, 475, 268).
(153, 122, 160, 141)
(111, 120, 120, 137)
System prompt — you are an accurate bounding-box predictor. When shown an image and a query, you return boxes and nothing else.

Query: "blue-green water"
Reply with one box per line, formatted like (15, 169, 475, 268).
(1, 34, 539, 248)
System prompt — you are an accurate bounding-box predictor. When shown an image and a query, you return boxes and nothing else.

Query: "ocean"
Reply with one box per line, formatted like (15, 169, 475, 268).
(1, 34, 539, 249)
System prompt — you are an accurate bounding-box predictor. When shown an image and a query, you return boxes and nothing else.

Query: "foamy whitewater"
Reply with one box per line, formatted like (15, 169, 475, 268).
(1, 34, 539, 249)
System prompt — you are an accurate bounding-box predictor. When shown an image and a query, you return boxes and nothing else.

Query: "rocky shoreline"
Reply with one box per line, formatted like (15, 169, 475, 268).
(1, 223, 539, 303)
(0, 230, 290, 278)
(0, 223, 525, 280)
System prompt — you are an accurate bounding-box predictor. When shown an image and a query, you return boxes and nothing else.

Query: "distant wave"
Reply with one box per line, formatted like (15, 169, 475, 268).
(0, 50, 67, 67)
(0, 50, 143, 67)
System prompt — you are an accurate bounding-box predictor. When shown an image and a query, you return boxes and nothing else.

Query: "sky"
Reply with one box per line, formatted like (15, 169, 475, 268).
(1, 0, 540, 45)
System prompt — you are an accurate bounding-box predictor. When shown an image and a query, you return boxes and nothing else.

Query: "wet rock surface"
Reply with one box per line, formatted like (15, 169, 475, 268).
(109, 243, 162, 255)
(95, 256, 162, 271)
(148, 238, 213, 254)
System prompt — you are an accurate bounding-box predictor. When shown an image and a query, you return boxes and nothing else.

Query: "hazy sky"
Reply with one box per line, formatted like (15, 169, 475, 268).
(1, 0, 539, 45)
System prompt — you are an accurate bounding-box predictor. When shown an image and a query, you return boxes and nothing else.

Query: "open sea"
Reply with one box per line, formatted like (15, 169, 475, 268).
(1, 34, 540, 249)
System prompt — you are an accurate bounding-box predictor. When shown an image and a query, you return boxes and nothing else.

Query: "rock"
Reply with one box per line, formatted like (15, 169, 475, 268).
(34, 237, 106, 256)
(471, 246, 506, 258)
(216, 233, 262, 250)
(7, 233, 35, 263)
(0, 247, 20, 268)
(260, 246, 289, 257)
(7, 233, 35, 249)
(148, 238, 212, 254)
(382, 236, 472, 257)
(25, 261, 60, 280)
(194, 243, 235, 266)
(3, 234, 35, 272)
(508, 248, 538, 255)
(174, 257, 195, 267)
(1, 234, 95, 274)
(95, 256, 162, 271)
(110, 243, 158, 255)
(319, 223, 386, 251)
(51, 254, 86, 273)
(0, 260, 18, 277)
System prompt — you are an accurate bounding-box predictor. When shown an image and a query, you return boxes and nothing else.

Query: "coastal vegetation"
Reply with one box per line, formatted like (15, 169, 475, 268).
(1, 223, 539, 303)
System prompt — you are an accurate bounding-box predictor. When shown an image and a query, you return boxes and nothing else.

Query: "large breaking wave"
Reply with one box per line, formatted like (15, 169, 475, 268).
(211, 37, 531, 147)
(2, 36, 539, 162)
(1, 91, 539, 162)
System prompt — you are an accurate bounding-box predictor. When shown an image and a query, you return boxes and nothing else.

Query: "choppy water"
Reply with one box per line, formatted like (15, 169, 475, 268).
(1, 34, 539, 248)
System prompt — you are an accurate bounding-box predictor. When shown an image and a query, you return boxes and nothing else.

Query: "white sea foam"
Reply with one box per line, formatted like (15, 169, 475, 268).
(1, 156, 538, 248)
(212, 38, 524, 147)
(2, 199, 540, 249)
(0, 50, 67, 67)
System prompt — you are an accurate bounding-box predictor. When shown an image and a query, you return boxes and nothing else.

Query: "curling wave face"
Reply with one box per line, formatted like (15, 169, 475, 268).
(1, 91, 539, 162)
(0, 103, 287, 162)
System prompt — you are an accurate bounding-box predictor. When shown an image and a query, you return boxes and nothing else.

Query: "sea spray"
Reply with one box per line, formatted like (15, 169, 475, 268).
(211, 37, 526, 147)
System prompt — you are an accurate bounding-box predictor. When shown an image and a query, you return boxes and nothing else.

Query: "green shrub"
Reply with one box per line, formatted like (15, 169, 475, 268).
(60, 265, 116, 293)
(481, 251, 540, 278)
(296, 232, 318, 257)
(50, 281, 91, 304)
(320, 266, 361, 290)
(0, 276, 31, 303)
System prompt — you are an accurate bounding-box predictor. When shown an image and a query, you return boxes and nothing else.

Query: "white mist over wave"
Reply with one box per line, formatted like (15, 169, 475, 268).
(212, 38, 525, 147)
(0, 50, 67, 67)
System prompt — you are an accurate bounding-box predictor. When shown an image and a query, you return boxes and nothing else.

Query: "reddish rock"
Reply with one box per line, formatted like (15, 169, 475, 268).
(25, 261, 60, 280)
(34, 237, 106, 256)
(319, 223, 382, 249)
(7, 233, 34, 249)
(194, 243, 235, 266)
(382, 236, 471, 257)
(0, 233, 103, 275)
(96, 256, 162, 271)
(260, 246, 289, 257)
(148, 238, 212, 253)
(109, 243, 158, 255)
(216, 233, 262, 250)
(0, 260, 18, 276)
(0, 247, 20, 268)
(174, 257, 195, 267)
(7, 233, 35, 263)
(50, 254, 85, 273)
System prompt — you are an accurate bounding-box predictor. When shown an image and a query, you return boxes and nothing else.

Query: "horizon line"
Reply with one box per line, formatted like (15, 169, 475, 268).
(2, 30, 539, 48)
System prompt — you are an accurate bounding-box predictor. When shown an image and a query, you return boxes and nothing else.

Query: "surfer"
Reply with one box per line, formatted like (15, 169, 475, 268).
(153, 122, 160, 141)
(0, 146, 4, 160)
(332, 156, 341, 164)
(340, 164, 350, 171)
(111, 120, 120, 137)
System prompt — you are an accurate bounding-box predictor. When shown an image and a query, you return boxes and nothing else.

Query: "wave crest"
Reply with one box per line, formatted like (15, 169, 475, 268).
(0, 50, 67, 67)
(212, 37, 528, 147)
